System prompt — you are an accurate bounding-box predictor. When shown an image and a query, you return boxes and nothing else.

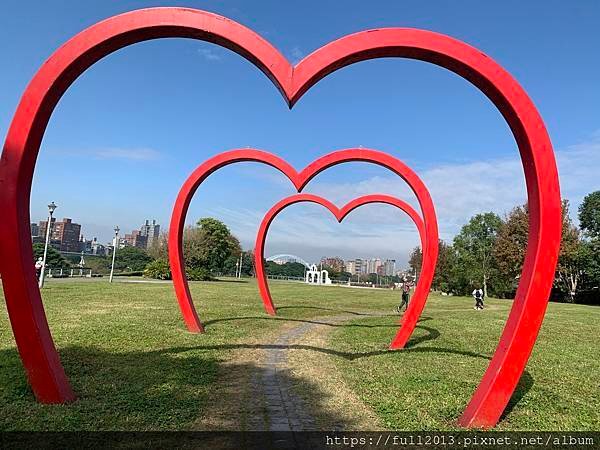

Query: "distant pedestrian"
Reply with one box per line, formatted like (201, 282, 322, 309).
(35, 257, 44, 279)
(396, 278, 412, 313)
(472, 287, 484, 310)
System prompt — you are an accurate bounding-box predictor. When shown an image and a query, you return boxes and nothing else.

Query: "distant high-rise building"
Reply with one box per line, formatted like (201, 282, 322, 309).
(345, 260, 356, 274)
(124, 230, 148, 249)
(39, 218, 81, 252)
(383, 259, 396, 276)
(345, 258, 367, 275)
(123, 220, 160, 250)
(320, 256, 345, 272)
(30, 223, 39, 237)
(141, 220, 160, 248)
(366, 258, 383, 274)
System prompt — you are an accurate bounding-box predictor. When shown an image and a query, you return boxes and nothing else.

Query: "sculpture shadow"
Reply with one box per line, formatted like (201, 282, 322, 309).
(161, 322, 439, 362)
(275, 305, 374, 316)
(0, 345, 355, 442)
(213, 278, 249, 284)
(0, 316, 533, 433)
(203, 312, 425, 330)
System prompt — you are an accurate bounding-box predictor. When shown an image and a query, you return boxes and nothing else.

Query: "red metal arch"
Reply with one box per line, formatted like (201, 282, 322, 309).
(0, 7, 561, 428)
(168, 149, 439, 352)
(253, 193, 429, 326)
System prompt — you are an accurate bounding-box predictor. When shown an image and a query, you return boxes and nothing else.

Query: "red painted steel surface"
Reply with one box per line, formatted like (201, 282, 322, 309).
(170, 150, 438, 349)
(0, 7, 561, 428)
(253, 193, 429, 324)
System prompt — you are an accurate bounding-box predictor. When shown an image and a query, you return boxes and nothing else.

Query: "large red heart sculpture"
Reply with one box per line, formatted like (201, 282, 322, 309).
(168, 150, 438, 351)
(254, 193, 428, 322)
(0, 7, 562, 428)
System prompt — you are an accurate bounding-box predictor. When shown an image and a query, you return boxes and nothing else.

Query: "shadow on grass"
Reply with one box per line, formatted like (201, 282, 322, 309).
(161, 322, 439, 362)
(276, 305, 373, 316)
(0, 346, 354, 438)
(204, 316, 400, 328)
(213, 279, 249, 284)
(203, 311, 421, 330)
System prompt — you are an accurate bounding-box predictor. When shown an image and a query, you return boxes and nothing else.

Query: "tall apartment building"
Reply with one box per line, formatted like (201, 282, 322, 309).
(320, 256, 345, 272)
(344, 260, 356, 274)
(38, 218, 82, 252)
(30, 223, 40, 237)
(345, 258, 368, 275)
(141, 220, 160, 248)
(124, 230, 148, 249)
(123, 220, 160, 250)
(366, 258, 383, 274)
(383, 259, 396, 276)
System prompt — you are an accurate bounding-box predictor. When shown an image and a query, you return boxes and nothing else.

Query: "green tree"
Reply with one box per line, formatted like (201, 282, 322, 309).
(265, 261, 306, 278)
(453, 212, 503, 298)
(494, 201, 591, 302)
(223, 250, 255, 277)
(32, 243, 71, 269)
(114, 246, 153, 272)
(579, 191, 600, 240)
(144, 258, 171, 280)
(578, 191, 600, 303)
(432, 240, 457, 293)
(183, 218, 241, 275)
(493, 205, 529, 297)
(408, 246, 422, 276)
(147, 232, 169, 260)
(556, 201, 585, 302)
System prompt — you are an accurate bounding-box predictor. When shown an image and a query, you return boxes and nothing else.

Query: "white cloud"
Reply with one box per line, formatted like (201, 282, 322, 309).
(290, 46, 304, 64)
(93, 147, 161, 161)
(203, 134, 600, 266)
(197, 48, 222, 61)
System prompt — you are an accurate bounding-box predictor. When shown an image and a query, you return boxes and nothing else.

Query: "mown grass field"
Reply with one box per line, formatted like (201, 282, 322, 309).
(0, 278, 598, 430)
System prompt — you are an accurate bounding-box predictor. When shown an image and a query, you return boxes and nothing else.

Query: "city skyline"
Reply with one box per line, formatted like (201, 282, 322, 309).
(31, 214, 161, 257)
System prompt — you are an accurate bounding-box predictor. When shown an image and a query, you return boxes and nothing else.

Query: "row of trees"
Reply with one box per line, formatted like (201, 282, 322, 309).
(408, 191, 600, 304)
(32, 217, 250, 281)
(145, 218, 254, 280)
(32, 243, 153, 275)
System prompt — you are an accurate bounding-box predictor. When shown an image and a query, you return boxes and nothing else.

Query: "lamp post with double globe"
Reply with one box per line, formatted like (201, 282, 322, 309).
(39, 201, 57, 288)
(109, 226, 120, 283)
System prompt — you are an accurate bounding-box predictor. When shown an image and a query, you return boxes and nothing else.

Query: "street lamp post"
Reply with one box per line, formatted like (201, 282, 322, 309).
(109, 226, 119, 283)
(39, 201, 57, 288)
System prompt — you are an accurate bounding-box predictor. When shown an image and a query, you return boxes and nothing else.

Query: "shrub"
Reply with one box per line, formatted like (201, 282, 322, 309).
(116, 271, 144, 277)
(186, 267, 215, 281)
(144, 259, 171, 280)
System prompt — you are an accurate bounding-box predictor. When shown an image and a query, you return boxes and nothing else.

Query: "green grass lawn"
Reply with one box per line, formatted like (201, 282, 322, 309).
(0, 279, 598, 430)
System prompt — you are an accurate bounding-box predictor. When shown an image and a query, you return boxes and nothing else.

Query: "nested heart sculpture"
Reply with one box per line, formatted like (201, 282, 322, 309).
(168, 150, 438, 353)
(0, 7, 561, 428)
(254, 194, 437, 316)
(253, 193, 429, 320)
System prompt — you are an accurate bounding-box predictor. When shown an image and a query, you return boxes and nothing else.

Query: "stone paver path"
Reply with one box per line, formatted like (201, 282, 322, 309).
(248, 314, 362, 431)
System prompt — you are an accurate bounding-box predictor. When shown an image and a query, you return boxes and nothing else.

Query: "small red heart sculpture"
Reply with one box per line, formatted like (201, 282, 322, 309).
(253, 193, 432, 350)
(0, 7, 562, 428)
(168, 149, 439, 355)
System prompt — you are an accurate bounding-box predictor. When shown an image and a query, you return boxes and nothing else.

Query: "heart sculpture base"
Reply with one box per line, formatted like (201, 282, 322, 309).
(0, 7, 561, 429)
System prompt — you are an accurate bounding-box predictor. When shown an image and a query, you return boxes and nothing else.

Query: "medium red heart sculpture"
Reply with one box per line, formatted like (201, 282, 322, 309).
(170, 152, 437, 347)
(0, 7, 562, 428)
(168, 149, 438, 354)
(253, 193, 431, 342)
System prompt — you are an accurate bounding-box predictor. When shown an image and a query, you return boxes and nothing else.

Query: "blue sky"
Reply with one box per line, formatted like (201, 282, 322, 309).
(1, 1, 599, 267)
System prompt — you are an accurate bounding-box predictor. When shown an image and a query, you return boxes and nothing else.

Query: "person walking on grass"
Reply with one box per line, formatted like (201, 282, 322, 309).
(35, 257, 44, 280)
(472, 286, 484, 310)
(396, 278, 412, 313)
